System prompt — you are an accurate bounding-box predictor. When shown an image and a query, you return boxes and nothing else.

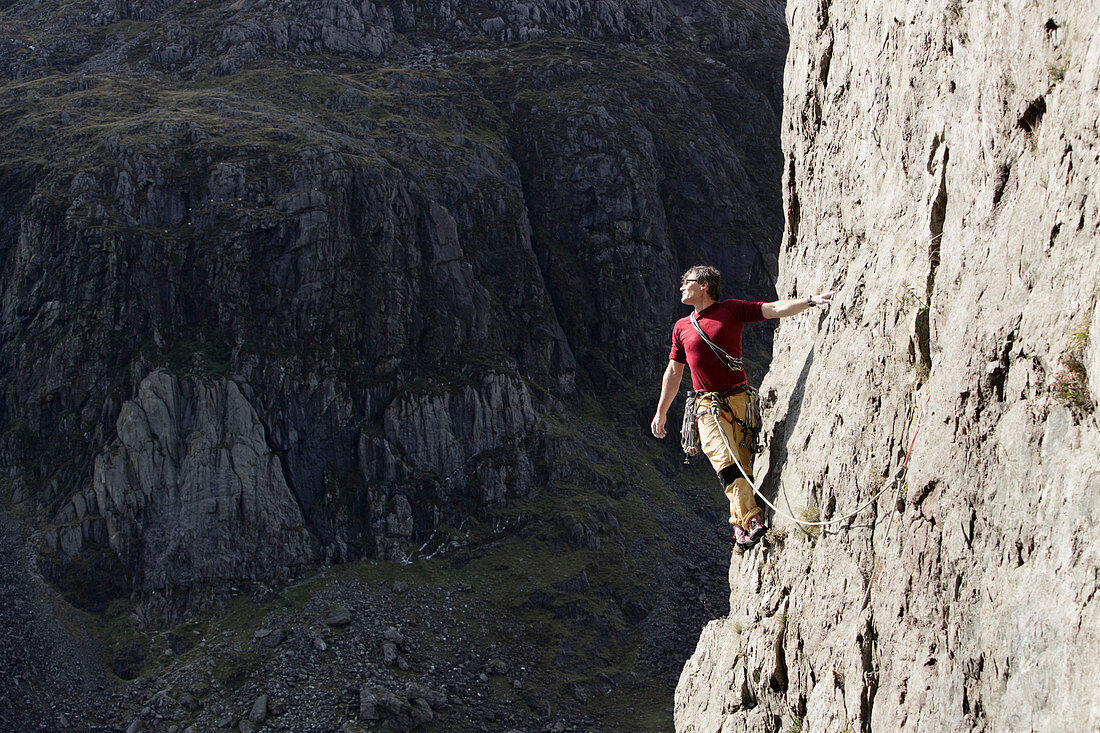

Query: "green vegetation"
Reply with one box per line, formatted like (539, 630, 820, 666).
(1049, 53, 1069, 83)
(0, 61, 509, 180)
(59, 387, 685, 722)
(62, 596, 155, 680)
(161, 338, 233, 377)
(593, 682, 674, 732)
(66, 518, 666, 720)
(798, 504, 821, 539)
(1053, 319, 1093, 413)
(897, 282, 929, 316)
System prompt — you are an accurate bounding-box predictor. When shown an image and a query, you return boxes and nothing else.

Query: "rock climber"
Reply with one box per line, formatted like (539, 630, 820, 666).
(650, 265, 833, 551)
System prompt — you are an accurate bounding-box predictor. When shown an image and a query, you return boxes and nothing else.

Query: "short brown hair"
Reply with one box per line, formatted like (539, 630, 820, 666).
(683, 265, 721, 301)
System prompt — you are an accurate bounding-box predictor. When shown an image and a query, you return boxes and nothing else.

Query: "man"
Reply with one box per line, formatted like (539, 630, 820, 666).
(650, 265, 833, 551)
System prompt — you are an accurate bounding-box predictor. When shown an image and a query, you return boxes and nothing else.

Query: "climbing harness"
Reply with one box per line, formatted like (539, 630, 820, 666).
(710, 391, 933, 529)
(740, 387, 763, 454)
(694, 386, 761, 451)
(682, 385, 760, 463)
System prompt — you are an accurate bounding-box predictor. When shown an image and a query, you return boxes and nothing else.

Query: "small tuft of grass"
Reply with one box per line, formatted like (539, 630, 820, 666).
(798, 505, 821, 539)
(897, 281, 929, 315)
(765, 526, 787, 545)
(1052, 321, 1093, 413)
(1049, 55, 1068, 83)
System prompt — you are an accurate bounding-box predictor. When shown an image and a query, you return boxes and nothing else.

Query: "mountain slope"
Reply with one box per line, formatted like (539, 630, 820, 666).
(0, 0, 789, 729)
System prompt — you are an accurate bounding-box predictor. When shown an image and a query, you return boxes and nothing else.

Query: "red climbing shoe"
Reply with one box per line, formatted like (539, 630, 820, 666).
(747, 515, 768, 543)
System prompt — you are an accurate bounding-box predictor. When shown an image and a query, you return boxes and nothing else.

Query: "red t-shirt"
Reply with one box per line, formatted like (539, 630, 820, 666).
(669, 299, 765, 392)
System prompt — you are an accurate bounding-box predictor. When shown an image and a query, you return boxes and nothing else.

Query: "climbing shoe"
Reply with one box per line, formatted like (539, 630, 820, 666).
(747, 515, 768, 543)
(733, 524, 755, 550)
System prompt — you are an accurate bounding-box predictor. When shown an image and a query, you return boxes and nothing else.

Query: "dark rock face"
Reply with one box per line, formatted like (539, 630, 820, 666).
(0, 0, 785, 614)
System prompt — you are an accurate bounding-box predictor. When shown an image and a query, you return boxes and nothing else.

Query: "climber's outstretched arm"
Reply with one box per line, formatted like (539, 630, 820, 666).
(762, 292, 834, 319)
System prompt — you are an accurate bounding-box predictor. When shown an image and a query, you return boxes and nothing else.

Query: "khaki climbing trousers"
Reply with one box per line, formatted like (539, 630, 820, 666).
(696, 391, 763, 529)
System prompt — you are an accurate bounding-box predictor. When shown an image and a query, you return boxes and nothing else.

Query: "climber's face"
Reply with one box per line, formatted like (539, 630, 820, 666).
(681, 275, 706, 304)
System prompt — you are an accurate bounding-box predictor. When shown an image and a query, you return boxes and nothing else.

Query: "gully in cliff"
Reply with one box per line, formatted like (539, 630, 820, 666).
(650, 265, 833, 552)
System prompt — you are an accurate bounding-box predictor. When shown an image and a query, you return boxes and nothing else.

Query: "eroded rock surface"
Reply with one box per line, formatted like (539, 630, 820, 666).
(677, 0, 1100, 731)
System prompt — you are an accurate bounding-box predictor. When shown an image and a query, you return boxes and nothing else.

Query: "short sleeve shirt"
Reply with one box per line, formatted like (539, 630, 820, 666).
(670, 299, 765, 392)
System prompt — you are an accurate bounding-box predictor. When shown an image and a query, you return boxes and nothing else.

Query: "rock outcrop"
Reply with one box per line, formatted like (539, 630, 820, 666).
(92, 371, 317, 590)
(677, 0, 1099, 731)
(0, 0, 788, 729)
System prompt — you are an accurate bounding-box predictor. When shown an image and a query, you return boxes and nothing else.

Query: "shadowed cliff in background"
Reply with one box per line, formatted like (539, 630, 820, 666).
(0, 0, 787, 730)
(0, 0, 784, 597)
(677, 0, 1100, 730)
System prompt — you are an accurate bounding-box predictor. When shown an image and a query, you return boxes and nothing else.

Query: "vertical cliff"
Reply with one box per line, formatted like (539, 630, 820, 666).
(677, 0, 1100, 730)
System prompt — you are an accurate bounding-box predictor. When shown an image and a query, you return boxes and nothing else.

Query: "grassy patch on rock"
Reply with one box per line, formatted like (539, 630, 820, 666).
(1052, 320, 1093, 413)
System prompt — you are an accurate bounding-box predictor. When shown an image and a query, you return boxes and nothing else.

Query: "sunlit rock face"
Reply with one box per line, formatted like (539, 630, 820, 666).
(676, 0, 1100, 731)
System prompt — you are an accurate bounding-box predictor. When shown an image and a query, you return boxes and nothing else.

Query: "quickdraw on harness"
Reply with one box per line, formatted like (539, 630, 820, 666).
(681, 393, 701, 459)
(697, 385, 762, 450)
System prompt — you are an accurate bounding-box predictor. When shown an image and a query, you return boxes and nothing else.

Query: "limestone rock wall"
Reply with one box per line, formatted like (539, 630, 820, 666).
(677, 0, 1100, 731)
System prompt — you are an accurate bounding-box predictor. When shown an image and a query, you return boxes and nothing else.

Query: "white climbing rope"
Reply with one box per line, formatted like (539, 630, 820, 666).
(704, 391, 932, 529)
